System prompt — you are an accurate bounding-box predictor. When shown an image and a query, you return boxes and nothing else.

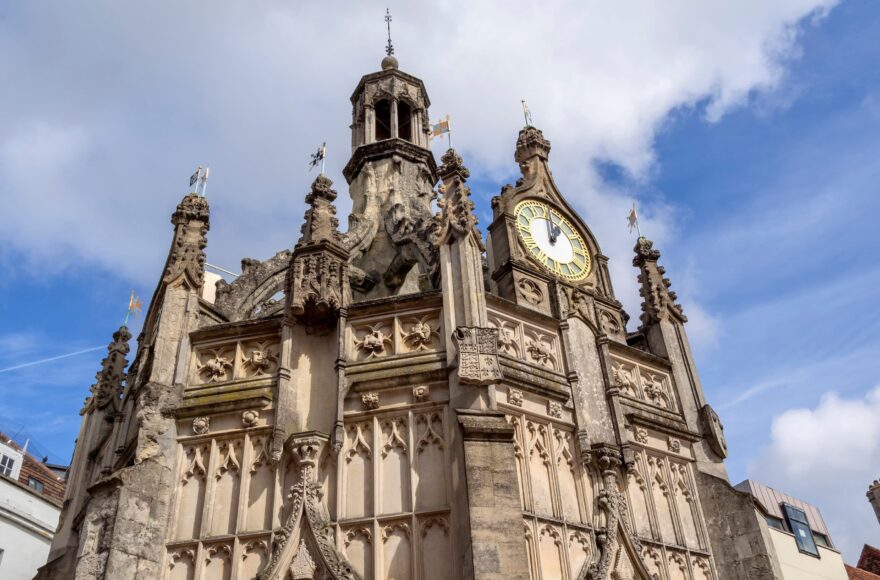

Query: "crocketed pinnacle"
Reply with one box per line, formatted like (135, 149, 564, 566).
(163, 192, 210, 287)
(298, 174, 341, 246)
(435, 149, 481, 244)
(85, 325, 132, 413)
(633, 237, 686, 328)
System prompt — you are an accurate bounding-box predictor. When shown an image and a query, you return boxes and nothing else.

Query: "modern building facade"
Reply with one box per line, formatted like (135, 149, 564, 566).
(0, 435, 66, 579)
(39, 53, 796, 580)
(736, 480, 847, 580)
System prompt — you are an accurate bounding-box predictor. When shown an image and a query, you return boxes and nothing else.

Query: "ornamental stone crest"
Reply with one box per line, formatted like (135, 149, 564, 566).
(452, 326, 502, 385)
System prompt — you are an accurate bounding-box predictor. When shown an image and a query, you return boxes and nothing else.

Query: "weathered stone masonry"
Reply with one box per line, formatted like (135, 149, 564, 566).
(38, 53, 784, 580)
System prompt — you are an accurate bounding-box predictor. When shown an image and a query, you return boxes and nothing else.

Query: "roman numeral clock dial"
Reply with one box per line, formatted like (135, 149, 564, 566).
(514, 199, 592, 282)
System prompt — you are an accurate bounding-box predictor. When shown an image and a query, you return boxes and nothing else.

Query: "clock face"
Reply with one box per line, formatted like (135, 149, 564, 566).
(514, 199, 592, 281)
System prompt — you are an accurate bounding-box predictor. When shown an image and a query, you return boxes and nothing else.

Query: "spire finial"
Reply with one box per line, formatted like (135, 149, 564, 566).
(385, 8, 394, 57)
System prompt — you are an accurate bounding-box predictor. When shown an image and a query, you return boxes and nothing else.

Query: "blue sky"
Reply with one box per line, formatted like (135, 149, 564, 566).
(1, 0, 878, 563)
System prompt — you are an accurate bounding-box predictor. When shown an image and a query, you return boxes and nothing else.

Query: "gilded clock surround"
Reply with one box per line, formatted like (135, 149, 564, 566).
(514, 198, 592, 282)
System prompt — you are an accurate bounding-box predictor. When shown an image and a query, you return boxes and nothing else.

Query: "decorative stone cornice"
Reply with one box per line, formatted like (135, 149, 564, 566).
(84, 326, 131, 414)
(632, 237, 686, 328)
(342, 138, 437, 184)
(163, 193, 210, 288)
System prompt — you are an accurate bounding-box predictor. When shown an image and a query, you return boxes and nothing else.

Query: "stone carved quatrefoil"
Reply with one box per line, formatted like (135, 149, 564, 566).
(196, 347, 235, 383)
(239, 340, 279, 378)
(400, 315, 440, 352)
(352, 322, 393, 360)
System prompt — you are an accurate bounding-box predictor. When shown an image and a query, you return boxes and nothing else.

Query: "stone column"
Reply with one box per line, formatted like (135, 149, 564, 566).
(390, 99, 399, 139)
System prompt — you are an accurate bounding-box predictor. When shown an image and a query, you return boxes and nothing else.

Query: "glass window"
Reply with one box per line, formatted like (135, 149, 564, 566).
(28, 477, 44, 493)
(765, 515, 785, 530)
(782, 504, 819, 557)
(0, 454, 14, 477)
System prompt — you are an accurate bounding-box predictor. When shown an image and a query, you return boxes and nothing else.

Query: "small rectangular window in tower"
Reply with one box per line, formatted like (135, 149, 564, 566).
(28, 476, 45, 493)
(0, 454, 15, 477)
(782, 503, 819, 557)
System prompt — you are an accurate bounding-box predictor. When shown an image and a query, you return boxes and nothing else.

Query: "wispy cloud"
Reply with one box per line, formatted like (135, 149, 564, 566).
(0, 345, 105, 374)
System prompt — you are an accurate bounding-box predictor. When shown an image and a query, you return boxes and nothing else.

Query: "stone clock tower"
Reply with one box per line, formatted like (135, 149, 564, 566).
(39, 53, 784, 580)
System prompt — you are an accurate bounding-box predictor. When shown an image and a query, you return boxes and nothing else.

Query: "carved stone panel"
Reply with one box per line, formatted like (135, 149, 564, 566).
(609, 353, 679, 413)
(488, 309, 562, 373)
(512, 272, 552, 316)
(347, 309, 445, 362)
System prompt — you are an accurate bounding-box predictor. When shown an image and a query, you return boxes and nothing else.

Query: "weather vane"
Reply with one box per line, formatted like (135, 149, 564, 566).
(385, 8, 394, 56)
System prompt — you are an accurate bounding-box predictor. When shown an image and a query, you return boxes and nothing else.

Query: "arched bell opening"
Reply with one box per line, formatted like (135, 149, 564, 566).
(397, 100, 413, 142)
(375, 99, 392, 141)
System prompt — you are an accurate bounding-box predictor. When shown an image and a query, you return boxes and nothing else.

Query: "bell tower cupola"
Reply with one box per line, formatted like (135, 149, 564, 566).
(342, 52, 439, 301)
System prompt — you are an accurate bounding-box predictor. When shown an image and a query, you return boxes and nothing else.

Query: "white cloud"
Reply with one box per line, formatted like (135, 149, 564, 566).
(749, 386, 880, 562)
(0, 0, 837, 313)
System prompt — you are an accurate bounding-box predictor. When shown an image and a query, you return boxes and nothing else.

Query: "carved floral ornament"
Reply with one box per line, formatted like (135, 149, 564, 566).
(508, 388, 524, 407)
(242, 409, 260, 428)
(192, 416, 210, 435)
(361, 392, 380, 410)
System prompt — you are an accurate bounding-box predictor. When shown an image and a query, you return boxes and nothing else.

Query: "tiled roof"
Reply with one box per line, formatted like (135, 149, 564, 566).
(0, 431, 66, 504)
(847, 564, 880, 580)
(859, 545, 880, 575)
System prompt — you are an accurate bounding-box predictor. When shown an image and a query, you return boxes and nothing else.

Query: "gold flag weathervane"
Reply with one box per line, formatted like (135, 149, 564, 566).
(431, 115, 452, 149)
(627, 203, 642, 237)
(123, 290, 143, 327)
